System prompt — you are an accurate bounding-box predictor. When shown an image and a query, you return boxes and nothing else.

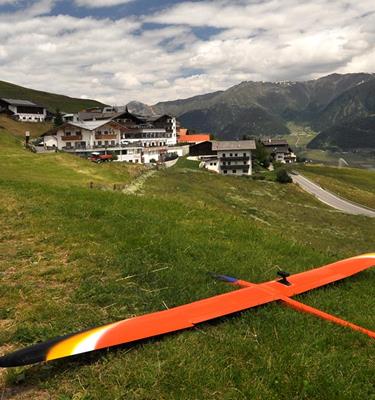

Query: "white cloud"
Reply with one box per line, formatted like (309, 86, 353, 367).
(0, 0, 374, 105)
(74, 0, 134, 8)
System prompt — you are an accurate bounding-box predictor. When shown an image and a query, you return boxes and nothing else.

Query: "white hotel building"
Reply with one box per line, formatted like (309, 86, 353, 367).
(42, 109, 182, 163)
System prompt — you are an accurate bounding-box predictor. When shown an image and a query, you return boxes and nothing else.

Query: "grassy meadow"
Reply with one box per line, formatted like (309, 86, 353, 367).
(0, 127, 374, 399)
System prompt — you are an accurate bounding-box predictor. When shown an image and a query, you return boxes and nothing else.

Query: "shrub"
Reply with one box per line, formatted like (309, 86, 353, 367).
(276, 168, 292, 183)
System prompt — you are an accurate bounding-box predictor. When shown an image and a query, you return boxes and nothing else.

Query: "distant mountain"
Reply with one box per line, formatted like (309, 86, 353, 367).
(312, 79, 375, 130)
(179, 103, 289, 139)
(126, 101, 157, 116)
(126, 73, 375, 142)
(308, 115, 375, 151)
(0, 80, 105, 113)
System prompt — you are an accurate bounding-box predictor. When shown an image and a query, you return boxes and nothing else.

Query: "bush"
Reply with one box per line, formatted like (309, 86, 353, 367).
(164, 152, 178, 161)
(276, 168, 292, 183)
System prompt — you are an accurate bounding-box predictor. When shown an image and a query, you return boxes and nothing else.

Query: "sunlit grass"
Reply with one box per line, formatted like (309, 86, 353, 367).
(0, 128, 374, 399)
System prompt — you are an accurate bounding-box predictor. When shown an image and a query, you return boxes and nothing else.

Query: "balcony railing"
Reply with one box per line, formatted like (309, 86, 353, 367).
(62, 143, 145, 151)
(220, 156, 250, 162)
(95, 134, 117, 140)
(61, 135, 82, 141)
(220, 165, 250, 170)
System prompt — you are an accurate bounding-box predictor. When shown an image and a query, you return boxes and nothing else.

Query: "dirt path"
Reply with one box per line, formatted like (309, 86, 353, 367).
(122, 170, 157, 195)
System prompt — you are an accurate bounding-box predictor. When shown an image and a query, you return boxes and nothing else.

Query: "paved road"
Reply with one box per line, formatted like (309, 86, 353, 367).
(291, 173, 375, 217)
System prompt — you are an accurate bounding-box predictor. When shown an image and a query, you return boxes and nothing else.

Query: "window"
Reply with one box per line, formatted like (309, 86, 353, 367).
(223, 161, 226, 165)
(230, 153, 233, 156)
(104, 131, 108, 135)
(111, 140, 115, 146)
(243, 161, 247, 164)
(213, 163, 216, 166)
(235, 153, 238, 156)
(66, 142, 71, 148)
(105, 141, 109, 145)
(232, 170, 236, 174)
(98, 141, 102, 146)
(243, 169, 247, 173)
(223, 170, 227, 174)
(65, 132, 71, 136)
(222, 153, 226, 158)
(243, 153, 246, 157)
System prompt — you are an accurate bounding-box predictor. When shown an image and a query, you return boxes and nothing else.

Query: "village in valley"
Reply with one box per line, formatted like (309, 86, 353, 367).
(0, 97, 297, 176)
(1, 0, 375, 397)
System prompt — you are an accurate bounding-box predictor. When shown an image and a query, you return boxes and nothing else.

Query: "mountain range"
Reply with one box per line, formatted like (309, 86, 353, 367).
(128, 73, 375, 150)
(1, 74, 375, 150)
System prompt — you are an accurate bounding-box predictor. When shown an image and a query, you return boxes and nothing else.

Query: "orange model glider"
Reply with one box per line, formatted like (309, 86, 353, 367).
(0, 253, 374, 368)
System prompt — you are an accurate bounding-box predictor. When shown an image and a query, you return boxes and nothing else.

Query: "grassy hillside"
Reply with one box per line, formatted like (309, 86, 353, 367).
(0, 128, 374, 399)
(0, 80, 106, 113)
(0, 115, 51, 138)
(296, 165, 375, 209)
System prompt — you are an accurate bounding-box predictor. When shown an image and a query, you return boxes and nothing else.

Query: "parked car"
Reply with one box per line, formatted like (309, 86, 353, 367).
(89, 152, 113, 163)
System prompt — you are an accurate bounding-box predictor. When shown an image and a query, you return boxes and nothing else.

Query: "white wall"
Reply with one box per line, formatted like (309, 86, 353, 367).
(204, 159, 220, 173)
(167, 145, 189, 157)
(217, 150, 253, 176)
(10, 105, 47, 122)
(43, 135, 57, 148)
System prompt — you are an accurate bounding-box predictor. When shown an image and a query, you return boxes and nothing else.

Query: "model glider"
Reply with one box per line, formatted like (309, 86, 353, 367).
(0, 253, 374, 368)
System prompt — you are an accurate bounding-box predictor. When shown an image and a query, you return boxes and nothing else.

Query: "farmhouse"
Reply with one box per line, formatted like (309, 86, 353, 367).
(190, 140, 256, 176)
(261, 139, 296, 163)
(0, 98, 47, 122)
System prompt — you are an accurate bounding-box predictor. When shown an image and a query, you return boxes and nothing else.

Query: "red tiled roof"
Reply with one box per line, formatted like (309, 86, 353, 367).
(178, 134, 211, 143)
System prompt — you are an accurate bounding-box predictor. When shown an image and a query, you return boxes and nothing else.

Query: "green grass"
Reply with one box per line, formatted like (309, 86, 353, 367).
(0, 115, 51, 139)
(282, 122, 317, 149)
(0, 128, 374, 399)
(299, 149, 375, 169)
(0, 80, 105, 113)
(295, 165, 375, 209)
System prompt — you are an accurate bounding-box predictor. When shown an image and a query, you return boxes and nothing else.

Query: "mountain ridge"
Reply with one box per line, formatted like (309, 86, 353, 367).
(126, 73, 375, 145)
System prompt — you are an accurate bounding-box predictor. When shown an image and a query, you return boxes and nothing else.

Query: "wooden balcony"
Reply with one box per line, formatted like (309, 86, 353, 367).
(220, 156, 250, 162)
(61, 135, 82, 141)
(95, 134, 117, 140)
(220, 164, 250, 170)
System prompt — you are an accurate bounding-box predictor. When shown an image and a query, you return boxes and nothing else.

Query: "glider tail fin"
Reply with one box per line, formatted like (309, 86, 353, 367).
(281, 297, 375, 339)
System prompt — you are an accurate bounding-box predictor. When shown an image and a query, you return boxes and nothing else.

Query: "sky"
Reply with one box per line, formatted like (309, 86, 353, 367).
(0, 0, 374, 105)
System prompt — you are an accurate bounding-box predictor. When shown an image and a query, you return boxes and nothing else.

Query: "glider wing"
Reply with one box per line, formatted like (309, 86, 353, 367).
(260, 253, 375, 296)
(0, 285, 279, 367)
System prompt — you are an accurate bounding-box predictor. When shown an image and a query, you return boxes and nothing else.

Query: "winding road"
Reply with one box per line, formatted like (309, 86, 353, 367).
(291, 172, 375, 217)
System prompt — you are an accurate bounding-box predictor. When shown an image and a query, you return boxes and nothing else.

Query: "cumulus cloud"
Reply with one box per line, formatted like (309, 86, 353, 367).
(0, 0, 374, 104)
